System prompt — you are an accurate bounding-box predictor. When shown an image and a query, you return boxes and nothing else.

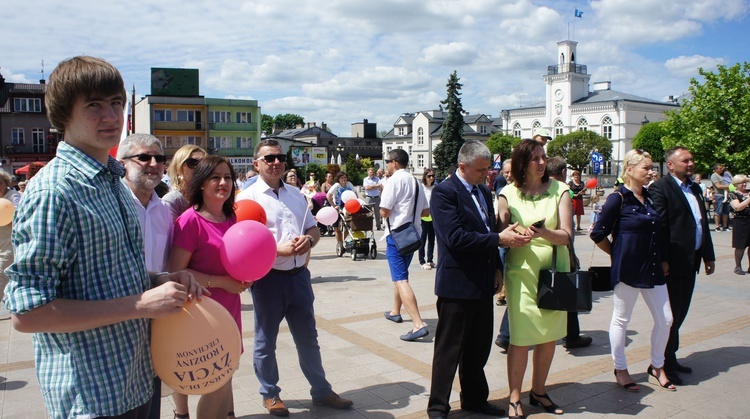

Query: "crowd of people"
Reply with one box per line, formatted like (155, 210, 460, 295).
(0, 55, 733, 419)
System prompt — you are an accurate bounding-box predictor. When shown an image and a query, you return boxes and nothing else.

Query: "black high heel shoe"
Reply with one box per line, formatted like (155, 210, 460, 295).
(529, 391, 563, 415)
(508, 401, 525, 419)
(614, 369, 640, 392)
(647, 364, 676, 391)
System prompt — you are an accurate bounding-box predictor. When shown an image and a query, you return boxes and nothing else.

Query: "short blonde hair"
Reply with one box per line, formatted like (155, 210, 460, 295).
(732, 174, 747, 186)
(621, 149, 652, 183)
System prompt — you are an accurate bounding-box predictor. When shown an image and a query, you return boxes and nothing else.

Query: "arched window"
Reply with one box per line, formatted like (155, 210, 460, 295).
(417, 127, 424, 145)
(532, 120, 542, 130)
(512, 122, 522, 138)
(577, 118, 589, 131)
(601, 116, 613, 139)
(554, 119, 564, 136)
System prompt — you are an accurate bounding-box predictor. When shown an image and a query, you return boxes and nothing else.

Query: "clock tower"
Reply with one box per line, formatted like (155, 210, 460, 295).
(544, 40, 590, 129)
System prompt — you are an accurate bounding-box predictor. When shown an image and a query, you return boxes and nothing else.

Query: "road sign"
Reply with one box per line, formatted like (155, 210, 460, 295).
(493, 161, 502, 170)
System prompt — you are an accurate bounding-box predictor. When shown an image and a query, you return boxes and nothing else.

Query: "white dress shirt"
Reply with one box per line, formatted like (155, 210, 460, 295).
(237, 177, 317, 270)
(124, 183, 172, 272)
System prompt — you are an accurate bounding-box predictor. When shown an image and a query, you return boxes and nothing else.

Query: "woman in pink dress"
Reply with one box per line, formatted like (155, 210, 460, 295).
(169, 155, 250, 419)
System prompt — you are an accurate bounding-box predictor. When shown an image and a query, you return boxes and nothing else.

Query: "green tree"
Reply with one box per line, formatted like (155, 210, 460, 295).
(433, 71, 465, 178)
(343, 154, 366, 185)
(261, 114, 274, 135)
(662, 62, 750, 175)
(546, 130, 612, 173)
(261, 113, 305, 135)
(632, 121, 666, 163)
(486, 133, 521, 162)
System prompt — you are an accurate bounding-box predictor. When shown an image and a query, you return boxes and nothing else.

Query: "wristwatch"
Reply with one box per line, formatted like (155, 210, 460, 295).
(306, 235, 315, 248)
(152, 271, 169, 286)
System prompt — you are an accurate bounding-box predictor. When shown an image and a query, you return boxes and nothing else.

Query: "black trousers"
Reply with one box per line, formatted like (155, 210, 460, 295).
(664, 265, 698, 371)
(100, 400, 152, 419)
(427, 296, 493, 417)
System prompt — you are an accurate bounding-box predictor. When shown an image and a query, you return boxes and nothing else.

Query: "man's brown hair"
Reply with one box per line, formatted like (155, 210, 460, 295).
(45, 56, 126, 131)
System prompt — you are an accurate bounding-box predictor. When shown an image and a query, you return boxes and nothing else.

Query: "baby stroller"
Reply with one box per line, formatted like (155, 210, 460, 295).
(311, 192, 335, 236)
(335, 205, 377, 260)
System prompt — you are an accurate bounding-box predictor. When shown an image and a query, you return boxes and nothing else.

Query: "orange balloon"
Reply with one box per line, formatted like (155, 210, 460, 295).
(344, 198, 361, 213)
(0, 198, 14, 226)
(585, 178, 598, 189)
(234, 199, 267, 224)
(151, 297, 241, 395)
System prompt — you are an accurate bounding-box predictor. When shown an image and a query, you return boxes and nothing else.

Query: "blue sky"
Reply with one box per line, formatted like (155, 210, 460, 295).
(2, 0, 749, 136)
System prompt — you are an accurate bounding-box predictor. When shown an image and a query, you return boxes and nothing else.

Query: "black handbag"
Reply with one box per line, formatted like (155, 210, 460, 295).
(537, 243, 593, 312)
(586, 191, 623, 292)
(386, 178, 422, 255)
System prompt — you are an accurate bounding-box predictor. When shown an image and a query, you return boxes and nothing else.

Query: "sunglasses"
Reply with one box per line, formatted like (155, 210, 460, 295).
(260, 154, 287, 163)
(384, 159, 393, 164)
(426, 174, 435, 178)
(184, 157, 202, 169)
(123, 153, 167, 163)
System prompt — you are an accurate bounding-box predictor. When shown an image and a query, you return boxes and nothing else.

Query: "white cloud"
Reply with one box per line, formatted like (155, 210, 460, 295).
(421, 43, 479, 66)
(665, 55, 727, 77)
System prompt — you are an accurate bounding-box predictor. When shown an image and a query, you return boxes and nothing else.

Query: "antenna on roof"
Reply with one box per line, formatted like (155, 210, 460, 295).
(41, 60, 45, 81)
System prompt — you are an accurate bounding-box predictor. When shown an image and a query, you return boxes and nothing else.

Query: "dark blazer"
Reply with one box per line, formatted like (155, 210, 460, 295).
(431, 174, 500, 299)
(650, 175, 715, 276)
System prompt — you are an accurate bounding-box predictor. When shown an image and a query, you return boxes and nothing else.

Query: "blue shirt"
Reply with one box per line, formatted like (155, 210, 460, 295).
(590, 185, 664, 289)
(3, 142, 153, 417)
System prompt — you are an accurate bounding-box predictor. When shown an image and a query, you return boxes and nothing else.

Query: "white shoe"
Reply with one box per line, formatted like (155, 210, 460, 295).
(421, 263, 432, 270)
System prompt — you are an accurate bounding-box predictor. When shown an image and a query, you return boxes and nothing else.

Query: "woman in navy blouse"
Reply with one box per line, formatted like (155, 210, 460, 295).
(590, 149, 676, 392)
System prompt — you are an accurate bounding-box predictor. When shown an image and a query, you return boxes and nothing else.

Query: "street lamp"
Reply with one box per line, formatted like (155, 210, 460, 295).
(335, 143, 344, 165)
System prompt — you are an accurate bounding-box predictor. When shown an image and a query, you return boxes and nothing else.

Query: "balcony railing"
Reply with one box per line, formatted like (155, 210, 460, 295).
(208, 122, 258, 132)
(547, 63, 587, 75)
(154, 121, 205, 131)
(5, 145, 53, 154)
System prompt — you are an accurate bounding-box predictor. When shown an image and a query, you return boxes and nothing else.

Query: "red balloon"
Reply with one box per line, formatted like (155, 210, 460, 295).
(235, 199, 267, 224)
(344, 199, 361, 214)
(109, 145, 119, 158)
(585, 178, 598, 189)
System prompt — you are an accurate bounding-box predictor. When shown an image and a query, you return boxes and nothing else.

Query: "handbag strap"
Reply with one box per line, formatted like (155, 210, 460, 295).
(551, 230, 576, 274)
(385, 177, 420, 230)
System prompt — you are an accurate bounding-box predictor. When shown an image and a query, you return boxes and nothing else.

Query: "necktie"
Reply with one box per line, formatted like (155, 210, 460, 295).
(472, 186, 489, 227)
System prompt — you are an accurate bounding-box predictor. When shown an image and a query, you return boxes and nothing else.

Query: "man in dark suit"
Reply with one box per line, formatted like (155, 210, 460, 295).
(427, 141, 529, 418)
(650, 146, 715, 385)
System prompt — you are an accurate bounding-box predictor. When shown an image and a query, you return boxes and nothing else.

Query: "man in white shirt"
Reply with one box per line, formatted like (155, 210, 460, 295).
(363, 168, 383, 230)
(381, 149, 431, 341)
(117, 133, 173, 419)
(237, 139, 352, 416)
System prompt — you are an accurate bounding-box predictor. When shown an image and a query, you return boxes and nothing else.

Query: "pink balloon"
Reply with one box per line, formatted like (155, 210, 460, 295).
(316, 206, 339, 226)
(221, 221, 277, 282)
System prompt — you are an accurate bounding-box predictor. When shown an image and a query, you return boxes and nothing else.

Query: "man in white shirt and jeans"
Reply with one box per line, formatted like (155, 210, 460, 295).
(381, 149, 431, 341)
(363, 167, 383, 230)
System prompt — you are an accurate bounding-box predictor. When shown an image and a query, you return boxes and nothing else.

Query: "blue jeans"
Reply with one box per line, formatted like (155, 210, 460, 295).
(251, 268, 332, 400)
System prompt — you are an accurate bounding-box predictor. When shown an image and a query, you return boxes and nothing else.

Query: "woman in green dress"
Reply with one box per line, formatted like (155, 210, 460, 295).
(497, 139, 572, 418)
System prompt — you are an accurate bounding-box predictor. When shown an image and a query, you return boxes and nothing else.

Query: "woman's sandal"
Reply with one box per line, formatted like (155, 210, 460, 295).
(174, 411, 190, 419)
(614, 369, 640, 392)
(647, 364, 676, 391)
(508, 401, 525, 419)
(529, 391, 563, 415)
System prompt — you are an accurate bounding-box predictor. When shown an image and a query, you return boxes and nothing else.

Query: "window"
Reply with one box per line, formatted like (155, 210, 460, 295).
(532, 121, 542, 130)
(601, 116, 613, 139)
(154, 109, 172, 121)
(398, 127, 405, 136)
(237, 137, 251, 148)
(177, 110, 196, 122)
(417, 154, 424, 168)
(554, 119, 564, 136)
(14, 98, 42, 112)
(179, 136, 201, 146)
(386, 146, 393, 153)
(159, 136, 174, 148)
(512, 123, 521, 138)
(32, 128, 45, 152)
(480, 125, 487, 134)
(577, 118, 589, 131)
(12, 128, 24, 145)
(209, 111, 231, 123)
(417, 127, 424, 145)
(237, 112, 251, 124)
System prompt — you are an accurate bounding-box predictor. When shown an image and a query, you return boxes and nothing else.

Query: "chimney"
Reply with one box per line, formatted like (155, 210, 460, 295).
(321, 123, 328, 132)
(40, 79, 46, 85)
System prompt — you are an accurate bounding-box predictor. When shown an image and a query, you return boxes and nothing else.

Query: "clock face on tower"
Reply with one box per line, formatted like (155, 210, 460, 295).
(554, 89, 564, 101)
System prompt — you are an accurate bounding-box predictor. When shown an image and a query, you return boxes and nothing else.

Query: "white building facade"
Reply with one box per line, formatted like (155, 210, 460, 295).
(500, 40, 679, 177)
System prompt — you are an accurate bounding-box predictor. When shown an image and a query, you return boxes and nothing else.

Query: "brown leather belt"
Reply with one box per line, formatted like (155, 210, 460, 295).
(271, 267, 306, 275)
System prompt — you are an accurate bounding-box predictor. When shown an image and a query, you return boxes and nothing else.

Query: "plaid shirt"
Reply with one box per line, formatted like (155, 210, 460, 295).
(3, 142, 153, 418)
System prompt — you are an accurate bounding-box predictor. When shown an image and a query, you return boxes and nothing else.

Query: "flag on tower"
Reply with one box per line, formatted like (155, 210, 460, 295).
(574, 8, 583, 18)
